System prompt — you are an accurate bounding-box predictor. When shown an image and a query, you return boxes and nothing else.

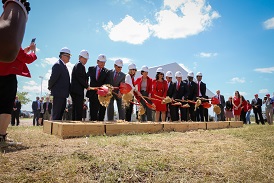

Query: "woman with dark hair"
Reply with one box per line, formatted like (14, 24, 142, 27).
(134, 65, 153, 121)
(232, 91, 242, 121)
(225, 96, 234, 121)
(152, 67, 167, 122)
(240, 95, 248, 124)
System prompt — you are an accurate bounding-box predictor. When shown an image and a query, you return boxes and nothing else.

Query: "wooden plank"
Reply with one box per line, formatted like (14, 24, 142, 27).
(188, 122, 206, 131)
(229, 121, 243, 128)
(105, 123, 163, 136)
(163, 123, 189, 132)
(43, 120, 52, 134)
(207, 122, 219, 130)
(218, 122, 230, 129)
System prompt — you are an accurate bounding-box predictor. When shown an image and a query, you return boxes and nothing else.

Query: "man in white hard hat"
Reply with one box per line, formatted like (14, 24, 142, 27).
(70, 50, 90, 121)
(107, 59, 126, 121)
(48, 47, 71, 120)
(196, 72, 207, 122)
(165, 71, 174, 121)
(86, 54, 109, 121)
(135, 65, 153, 121)
(183, 71, 197, 121)
(170, 71, 189, 122)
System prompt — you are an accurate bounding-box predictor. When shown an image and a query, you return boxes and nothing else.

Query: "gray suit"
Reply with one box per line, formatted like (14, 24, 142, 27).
(107, 70, 126, 121)
(213, 94, 226, 121)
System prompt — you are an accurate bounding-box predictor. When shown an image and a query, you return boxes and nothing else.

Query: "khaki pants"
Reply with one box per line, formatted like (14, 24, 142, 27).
(265, 108, 273, 125)
(44, 111, 51, 120)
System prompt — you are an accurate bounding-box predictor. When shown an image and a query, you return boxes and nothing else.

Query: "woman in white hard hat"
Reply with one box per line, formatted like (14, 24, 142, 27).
(125, 63, 140, 122)
(135, 65, 153, 122)
(152, 67, 168, 122)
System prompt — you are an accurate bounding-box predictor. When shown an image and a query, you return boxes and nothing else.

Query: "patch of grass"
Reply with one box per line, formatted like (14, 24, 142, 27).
(0, 124, 273, 182)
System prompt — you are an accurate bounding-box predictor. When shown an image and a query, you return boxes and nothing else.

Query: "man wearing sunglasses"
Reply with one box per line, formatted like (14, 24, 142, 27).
(48, 47, 71, 120)
(106, 59, 126, 121)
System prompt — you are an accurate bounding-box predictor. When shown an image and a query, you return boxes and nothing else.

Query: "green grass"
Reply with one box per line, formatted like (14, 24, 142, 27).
(0, 124, 273, 183)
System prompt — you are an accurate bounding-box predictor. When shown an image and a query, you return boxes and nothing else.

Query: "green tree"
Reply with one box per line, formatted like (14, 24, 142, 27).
(17, 91, 31, 106)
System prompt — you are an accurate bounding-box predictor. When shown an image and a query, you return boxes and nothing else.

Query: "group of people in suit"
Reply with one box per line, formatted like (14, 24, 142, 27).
(32, 96, 52, 126)
(46, 47, 274, 124)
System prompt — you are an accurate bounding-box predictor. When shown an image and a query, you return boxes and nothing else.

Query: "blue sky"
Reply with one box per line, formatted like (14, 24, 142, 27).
(17, 0, 274, 111)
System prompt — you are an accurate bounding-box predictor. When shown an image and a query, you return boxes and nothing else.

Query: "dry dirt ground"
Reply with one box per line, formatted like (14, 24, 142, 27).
(0, 120, 273, 183)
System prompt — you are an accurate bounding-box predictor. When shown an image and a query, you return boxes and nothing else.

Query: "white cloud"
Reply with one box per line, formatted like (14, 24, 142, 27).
(239, 91, 247, 96)
(263, 17, 274, 29)
(25, 80, 37, 86)
(103, 16, 151, 44)
(42, 57, 58, 65)
(198, 52, 218, 58)
(36, 47, 40, 52)
(228, 77, 245, 84)
(259, 89, 269, 94)
(254, 66, 274, 73)
(103, 0, 220, 44)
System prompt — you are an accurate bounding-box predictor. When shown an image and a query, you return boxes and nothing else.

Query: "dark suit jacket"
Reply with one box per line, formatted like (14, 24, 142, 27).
(213, 94, 226, 108)
(13, 101, 21, 113)
(172, 80, 189, 100)
(197, 81, 206, 97)
(86, 66, 109, 98)
(107, 69, 126, 93)
(32, 100, 39, 112)
(43, 102, 52, 114)
(48, 59, 70, 98)
(167, 81, 175, 98)
(184, 80, 197, 101)
(251, 98, 262, 112)
(70, 61, 88, 96)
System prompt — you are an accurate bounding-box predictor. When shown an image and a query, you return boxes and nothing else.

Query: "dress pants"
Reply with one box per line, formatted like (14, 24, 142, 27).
(196, 106, 204, 122)
(139, 91, 152, 122)
(52, 97, 66, 120)
(125, 98, 134, 122)
(71, 93, 84, 121)
(33, 110, 40, 126)
(254, 109, 264, 125)
(89, 94, 106, 121)
(107, 95, 125, 121)
(11, 111, 20, 126)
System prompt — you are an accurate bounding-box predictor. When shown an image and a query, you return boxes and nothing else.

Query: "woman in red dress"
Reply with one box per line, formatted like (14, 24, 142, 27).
(152, 67, 167, 122)
(232, 91, 242, 121)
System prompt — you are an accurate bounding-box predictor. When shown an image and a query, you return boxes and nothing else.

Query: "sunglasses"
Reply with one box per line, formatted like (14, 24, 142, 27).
(115, 65, 122, 68)
(63, 54, 71, 58)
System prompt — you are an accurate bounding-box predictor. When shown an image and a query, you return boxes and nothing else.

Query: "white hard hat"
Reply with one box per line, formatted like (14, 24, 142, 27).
(60, 47, 71, 55)
(97, 54, 107, 62)
(196, 72, 203, 77)
(128, 63, 136, 70)
(115, 59, 123, 67)
(187, 71, 194, 77)
(166, 71, 173, 77)
(79, 50, 89, 59)
(141, 65, 149, 72)
(156, 67, 164, 74)
(175, 71, 182, 78)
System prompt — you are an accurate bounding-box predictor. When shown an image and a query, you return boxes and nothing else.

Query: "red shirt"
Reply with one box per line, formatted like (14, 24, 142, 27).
(0, 48, 37, 77)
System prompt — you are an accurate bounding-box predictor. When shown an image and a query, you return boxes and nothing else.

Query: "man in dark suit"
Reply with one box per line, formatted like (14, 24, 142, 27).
(48, 47, 71, 120)
(86, 54, 109, 121)
(165, 71, 174, 121)
(70, 50, 90, 121)
(32, 96, 40, 126)
(213, 90, 226, 121)
(196, 72, 207, 122)
(170, 71, 189, 121)
(11, 96, 21, 126)
(43, 97, 52, 120)
(251, 94, 264, 125)
(107, 59, 126, 121)
(184, 71, 197, 121)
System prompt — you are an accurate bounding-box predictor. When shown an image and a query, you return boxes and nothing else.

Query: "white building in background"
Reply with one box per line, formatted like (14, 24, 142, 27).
(135, 62, 215, 98)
